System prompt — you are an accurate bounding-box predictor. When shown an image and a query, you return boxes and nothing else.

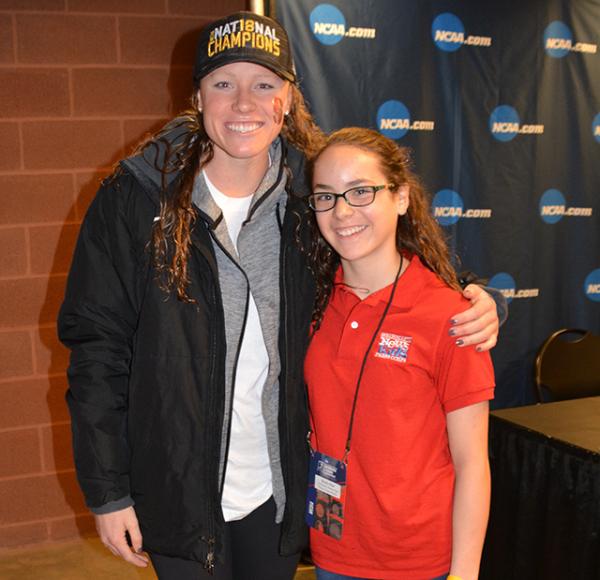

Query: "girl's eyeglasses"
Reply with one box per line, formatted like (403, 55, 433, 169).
(307, 185, 389, 212)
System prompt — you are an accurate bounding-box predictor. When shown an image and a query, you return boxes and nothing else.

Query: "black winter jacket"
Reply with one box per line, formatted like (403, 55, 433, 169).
(58, 139, 315, 565)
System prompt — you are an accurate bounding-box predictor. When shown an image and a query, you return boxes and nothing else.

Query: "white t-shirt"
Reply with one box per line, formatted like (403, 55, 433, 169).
(204, 171, 273, 522)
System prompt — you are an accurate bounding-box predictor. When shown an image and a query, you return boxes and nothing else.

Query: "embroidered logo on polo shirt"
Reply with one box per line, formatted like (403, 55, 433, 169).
(375, 333, 412, 363)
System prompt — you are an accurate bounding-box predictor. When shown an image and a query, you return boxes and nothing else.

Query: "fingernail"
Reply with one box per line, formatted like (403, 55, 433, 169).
(450, 319, 458, 325)
(456, 339, 464, 346)
(449, 328, 456, 336)
(136, 548, 142, 554)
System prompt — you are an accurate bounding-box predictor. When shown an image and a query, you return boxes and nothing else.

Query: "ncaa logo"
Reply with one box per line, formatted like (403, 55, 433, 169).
(310, 4, 345, 46)
(377, 100, 410, 139)
(488, 273, 516, 304)
(593, 112, 600, 143)
(539, 189, 566, 224)
(432, 13, 464, 52)
(489, 273, 539, 302)
(432, 190, 464, 226)
(489, 106, 520, 142)
(539, 188, 592, 221)
(544, 21, 572, 58)
(584, 269, 600, 302)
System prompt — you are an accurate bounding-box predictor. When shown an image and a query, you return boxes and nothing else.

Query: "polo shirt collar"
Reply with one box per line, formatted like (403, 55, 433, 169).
(333, 254, 428, 312)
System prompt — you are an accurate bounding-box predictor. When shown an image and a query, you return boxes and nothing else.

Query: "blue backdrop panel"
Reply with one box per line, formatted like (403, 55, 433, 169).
(276, 0, 600, 409)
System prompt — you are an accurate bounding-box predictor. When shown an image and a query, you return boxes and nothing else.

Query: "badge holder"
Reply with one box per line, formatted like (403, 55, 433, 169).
(305, 444, 347, 540)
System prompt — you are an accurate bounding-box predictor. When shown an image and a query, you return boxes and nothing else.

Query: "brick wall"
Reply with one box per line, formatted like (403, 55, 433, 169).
(0, 0, 245, 549)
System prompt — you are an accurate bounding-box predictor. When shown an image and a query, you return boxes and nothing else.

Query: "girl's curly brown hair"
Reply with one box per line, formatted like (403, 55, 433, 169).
(129, 83, 324, 303)
(300, 127, 460, 329)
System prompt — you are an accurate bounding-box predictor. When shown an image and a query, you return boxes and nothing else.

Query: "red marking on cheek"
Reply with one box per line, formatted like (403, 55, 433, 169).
(272, 97, 284, 124)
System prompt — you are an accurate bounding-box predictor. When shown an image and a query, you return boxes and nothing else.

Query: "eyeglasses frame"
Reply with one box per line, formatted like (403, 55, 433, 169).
(307, 184, 390, 212)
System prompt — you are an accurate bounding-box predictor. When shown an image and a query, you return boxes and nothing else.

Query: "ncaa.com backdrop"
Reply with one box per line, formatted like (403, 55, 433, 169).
(276, 0, 600, 408)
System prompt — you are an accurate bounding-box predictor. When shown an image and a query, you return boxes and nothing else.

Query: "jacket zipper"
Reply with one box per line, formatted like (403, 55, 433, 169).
(280, 239, 294, 540)
(202, 250, 220, 574)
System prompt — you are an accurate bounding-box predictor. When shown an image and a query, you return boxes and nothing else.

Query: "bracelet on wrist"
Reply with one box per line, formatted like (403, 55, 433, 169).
(447, 576, 463, 580)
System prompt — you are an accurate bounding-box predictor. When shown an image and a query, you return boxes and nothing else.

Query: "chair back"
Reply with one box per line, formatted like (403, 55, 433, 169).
(534, 329, 600, 402)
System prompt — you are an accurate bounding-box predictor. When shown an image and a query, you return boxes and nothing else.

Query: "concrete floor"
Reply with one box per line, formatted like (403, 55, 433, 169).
(0, 537, 316, 580)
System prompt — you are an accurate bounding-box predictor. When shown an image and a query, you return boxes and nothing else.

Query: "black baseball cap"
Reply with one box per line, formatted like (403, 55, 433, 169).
(193, 11, 296, 85)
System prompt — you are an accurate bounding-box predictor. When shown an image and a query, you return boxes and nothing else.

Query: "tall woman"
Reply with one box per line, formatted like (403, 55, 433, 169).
(303, 128, 495, 580)
(58, 12, 499, 580)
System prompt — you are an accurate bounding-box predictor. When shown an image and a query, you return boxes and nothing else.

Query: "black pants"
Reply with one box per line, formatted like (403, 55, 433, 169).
(149, 497, 301, 580)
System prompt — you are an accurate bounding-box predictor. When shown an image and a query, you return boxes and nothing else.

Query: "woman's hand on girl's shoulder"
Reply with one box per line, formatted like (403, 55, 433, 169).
(449, 285, 499, 352)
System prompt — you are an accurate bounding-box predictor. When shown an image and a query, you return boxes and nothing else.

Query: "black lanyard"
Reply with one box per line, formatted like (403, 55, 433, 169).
(308, 254, 404, 463)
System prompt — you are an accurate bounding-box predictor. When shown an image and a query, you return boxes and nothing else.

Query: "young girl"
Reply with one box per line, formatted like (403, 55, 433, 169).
(303, 128, 495, 580)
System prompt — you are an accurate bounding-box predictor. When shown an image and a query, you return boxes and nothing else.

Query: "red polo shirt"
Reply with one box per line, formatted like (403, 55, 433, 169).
(305, 256, 495, 579)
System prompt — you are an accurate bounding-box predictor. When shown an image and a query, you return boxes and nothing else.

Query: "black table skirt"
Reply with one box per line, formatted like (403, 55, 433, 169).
(481, 415, 600, 580)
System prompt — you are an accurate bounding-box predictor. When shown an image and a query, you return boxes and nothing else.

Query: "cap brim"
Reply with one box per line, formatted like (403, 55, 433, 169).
(194, 54, 295, 84)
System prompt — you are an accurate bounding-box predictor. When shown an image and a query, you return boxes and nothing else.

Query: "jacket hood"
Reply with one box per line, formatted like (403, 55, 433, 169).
(120, 116, 194, 203)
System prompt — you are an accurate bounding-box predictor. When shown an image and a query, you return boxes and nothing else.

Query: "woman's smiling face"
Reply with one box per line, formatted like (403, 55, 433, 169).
(198, 61, 292, 164)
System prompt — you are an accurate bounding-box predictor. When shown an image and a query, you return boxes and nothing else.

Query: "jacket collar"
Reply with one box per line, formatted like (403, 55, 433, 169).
(191, 138, 287, 230)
